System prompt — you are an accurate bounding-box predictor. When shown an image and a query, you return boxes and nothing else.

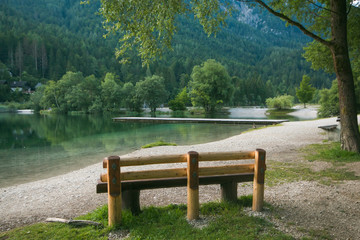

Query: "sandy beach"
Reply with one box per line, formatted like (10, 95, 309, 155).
(1, 117, 359, 239)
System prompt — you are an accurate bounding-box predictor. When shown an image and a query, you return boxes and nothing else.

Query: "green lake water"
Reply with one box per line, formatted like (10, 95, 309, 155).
(0, 113, 252, 188)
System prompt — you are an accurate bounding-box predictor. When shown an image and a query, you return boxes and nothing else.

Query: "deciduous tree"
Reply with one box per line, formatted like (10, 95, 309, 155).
(189, 59, 233, 113)
(135, 75, 168, 113)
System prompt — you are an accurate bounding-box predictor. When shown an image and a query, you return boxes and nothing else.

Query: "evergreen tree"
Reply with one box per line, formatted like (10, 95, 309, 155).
(296, 75, 316, 108)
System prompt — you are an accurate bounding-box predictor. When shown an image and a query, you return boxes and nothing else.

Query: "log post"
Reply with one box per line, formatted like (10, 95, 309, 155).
(187, 151, 199, 220)
(252, 149, 266, 211)
(107, 156, 121, 226)
(122, 190, 141, 215)
(220, 181, 237, 203)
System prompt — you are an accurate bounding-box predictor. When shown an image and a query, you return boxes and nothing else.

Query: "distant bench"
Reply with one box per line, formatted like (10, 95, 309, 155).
(318, 124, 338, 131)
(96, 149, 266, 226)
(318, 124, 339, 141)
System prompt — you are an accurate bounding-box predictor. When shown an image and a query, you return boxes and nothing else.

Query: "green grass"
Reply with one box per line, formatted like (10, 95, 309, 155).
(1, 196, 294, 240)
(265, 142, 360, 186)
(141, 140, 177, 148)
(266, 161, 359, 186)
(303, 142, 360, 164)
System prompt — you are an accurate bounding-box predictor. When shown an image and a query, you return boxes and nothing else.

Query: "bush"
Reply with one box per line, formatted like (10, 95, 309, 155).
(318, 80, 339, 118)
(168, 87, 189, 111)
(265, 95, 294, 110)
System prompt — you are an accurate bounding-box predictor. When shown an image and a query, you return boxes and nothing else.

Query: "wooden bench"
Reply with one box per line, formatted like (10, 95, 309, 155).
(96, 149, 266, 226)
(318, 124, 338, 131)
(318, 124, 340, 141)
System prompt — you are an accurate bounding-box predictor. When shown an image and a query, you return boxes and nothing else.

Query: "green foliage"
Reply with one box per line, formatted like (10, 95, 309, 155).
(168, 87, 189, 111)
(304, 142, 360, 164)
(265, 95, 294, 110)
(296, 75, 316, 108)
(189, 59, 233, 113)
(101, 73, 122, 111)
(135, 75, 168, 113)
(122, 82, 142, 112)
(141, 140, 177, 149)
(318, 80, 339, 118)
(30, 85, 45, 112)
(98, 0, 228, 65)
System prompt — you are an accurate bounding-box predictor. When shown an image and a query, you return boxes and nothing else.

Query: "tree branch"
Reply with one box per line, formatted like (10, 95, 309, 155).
(236, 0, 333, 47)
(305, 0, 336, 14)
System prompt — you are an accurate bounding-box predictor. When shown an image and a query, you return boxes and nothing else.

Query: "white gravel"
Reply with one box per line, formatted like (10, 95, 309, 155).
(1, 117, 359, 239)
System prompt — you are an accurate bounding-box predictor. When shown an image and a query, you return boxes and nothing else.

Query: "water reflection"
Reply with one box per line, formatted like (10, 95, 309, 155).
(0, 113, 250, 187)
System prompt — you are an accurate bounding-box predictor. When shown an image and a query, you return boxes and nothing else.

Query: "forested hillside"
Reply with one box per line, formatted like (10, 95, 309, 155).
(0, 0, 331, 105)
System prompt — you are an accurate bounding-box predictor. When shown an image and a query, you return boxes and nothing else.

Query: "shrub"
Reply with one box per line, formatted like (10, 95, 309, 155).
(266, 95, 294, 109)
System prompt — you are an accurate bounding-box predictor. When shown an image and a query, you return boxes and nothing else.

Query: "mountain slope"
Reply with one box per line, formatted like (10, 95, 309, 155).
(0, 0, 331, 102)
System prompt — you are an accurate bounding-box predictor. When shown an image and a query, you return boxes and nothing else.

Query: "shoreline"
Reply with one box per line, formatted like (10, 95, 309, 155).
(0, 117, 341, 232)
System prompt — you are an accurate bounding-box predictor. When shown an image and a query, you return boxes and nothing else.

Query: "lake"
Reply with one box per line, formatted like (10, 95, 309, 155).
(0, 107, 317, 188)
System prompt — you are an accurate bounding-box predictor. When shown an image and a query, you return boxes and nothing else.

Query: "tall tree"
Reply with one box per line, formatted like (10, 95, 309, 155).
(135, 75, 168, 113)
(97, 0, 360, 152)
(189, 59, 233, 113)
(296, 75, 316, 108)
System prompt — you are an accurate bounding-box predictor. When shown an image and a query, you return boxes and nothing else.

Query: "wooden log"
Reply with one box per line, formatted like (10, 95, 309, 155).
(101, 164, 253, 183)
(104, 154, 187, 168)
(220, 182, 237, 203)
(107, 156, 121, 226)
(199, 164, 254, 176)
(103, 151, 255, 168)
(198, 151, 255, 162)
(101, 168, 188, 182)
(187, 151, 199, 220)
(252, 149, 266, 211)
(96, 173, 254, 193)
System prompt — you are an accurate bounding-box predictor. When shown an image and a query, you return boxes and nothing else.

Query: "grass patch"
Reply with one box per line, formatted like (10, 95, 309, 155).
(303, 142, 360, 164)
(265, 141, 360, 186)
(1, 196, 293, 240)
(141, 140, 177, 148)
(266, 160, 360, 186)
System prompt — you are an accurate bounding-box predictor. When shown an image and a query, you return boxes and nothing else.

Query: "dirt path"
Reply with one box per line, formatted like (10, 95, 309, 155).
(1, 117, 359, 239)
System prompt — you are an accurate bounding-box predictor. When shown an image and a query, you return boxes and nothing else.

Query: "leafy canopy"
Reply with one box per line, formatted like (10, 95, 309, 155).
(189, 59, 233, 113)
(92, 0, 229, 65)
(135, 75, 168, 112)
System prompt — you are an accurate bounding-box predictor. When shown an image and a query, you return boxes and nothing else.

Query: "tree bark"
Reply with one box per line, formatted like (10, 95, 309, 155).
(330, 0, 360, 152)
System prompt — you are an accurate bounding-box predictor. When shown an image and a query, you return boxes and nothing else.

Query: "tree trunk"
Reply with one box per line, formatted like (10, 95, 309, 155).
(330, 0, 360, 152)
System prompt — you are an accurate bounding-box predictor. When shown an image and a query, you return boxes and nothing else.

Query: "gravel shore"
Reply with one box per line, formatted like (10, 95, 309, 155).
(1, 117, 359, 239)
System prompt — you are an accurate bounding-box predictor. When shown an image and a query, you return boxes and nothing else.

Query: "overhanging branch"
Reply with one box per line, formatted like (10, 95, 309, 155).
(236, 0, 333, 47)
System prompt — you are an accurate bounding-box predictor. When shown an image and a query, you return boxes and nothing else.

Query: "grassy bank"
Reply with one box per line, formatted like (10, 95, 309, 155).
(1, 196, 292, 240)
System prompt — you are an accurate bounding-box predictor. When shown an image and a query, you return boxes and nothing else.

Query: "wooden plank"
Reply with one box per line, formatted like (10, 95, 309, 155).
(103, 151, 255, 168)
(318, 124, 338, 131)
(199, 164, 254, 176)
(198, 151, 255, 161)
(113, 117, 288, 125)
(122, 168, 187, 181)
(96, 173, 254, 193)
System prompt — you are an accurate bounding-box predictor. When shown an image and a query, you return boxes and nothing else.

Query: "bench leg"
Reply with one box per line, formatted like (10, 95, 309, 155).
(221, 182, 237, 203)
(122, 190, 141, 215)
